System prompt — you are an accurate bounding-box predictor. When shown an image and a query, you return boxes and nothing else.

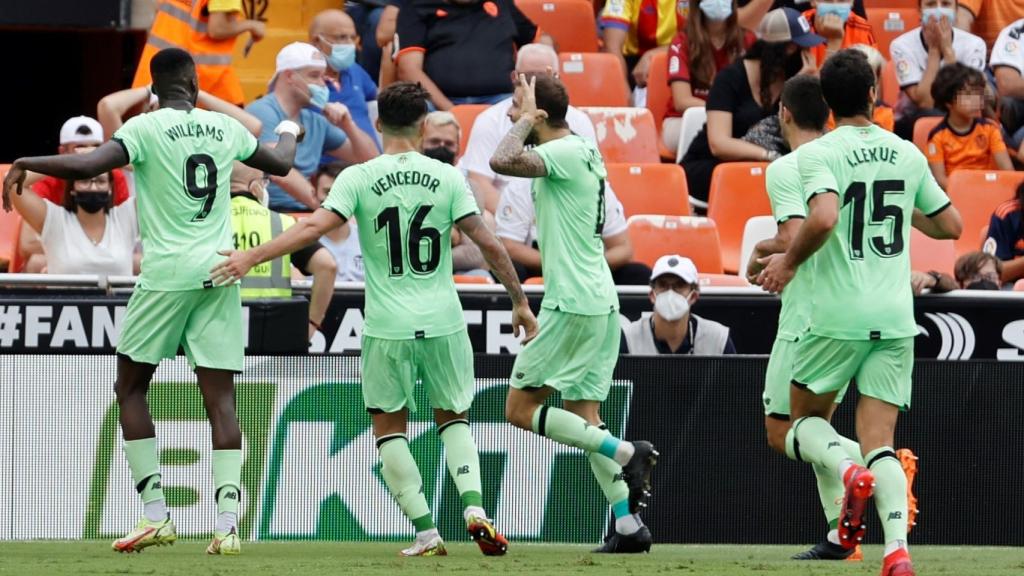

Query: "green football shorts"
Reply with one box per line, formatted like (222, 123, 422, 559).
(792, 333, 915, 410)
(117, 285, 244, 372)
(361, 329, 475, 414)
(510, 308, 620, 402)
(763, 336, 848, 418)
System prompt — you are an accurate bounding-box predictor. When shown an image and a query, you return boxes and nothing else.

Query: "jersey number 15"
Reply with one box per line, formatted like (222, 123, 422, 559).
(842, 179, 905, 260)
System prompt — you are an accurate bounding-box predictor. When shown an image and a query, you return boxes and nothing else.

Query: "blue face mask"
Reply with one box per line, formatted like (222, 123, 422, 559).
(816, 2, 851, 25)
(698, 0, 732, 21)
(307, 83, 329, 109)
(922, 6, 956, 25)
(327, 43, 356, 71)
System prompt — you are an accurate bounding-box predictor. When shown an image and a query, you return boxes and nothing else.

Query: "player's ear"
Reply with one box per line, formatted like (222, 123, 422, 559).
(375, 117, 382, 133)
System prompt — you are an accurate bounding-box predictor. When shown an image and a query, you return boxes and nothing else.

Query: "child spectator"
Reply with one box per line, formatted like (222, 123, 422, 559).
(955, 250, 1004, 288)
(926, 63, 1012, 189)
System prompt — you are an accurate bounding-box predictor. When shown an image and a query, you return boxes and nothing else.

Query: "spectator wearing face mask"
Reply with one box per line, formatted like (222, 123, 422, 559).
(621, 254, 736, 354)
(983, 181, 1024, 285)
(802, 0, 876, 66)
(7, 172, 139, 276)
(246, 42, 380, 212)
(310, 9, 383, 156)
(954, 250, 1003, 289)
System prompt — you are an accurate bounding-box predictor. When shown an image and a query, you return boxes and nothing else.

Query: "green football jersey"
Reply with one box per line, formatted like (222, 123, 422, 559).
(532, 135, 618, 315)
(321, 152, 479, 339)
(765, 150, 812, 342)
(113, 107, 258, 291)
(798, 124, 950, 340)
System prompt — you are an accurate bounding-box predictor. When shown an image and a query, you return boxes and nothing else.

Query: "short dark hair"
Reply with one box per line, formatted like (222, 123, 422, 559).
(820, 49, 875, 119)
(931, 63, 986, 113)
(378, 82, 429, 133)
(781, 75, 830, 131)
(532, 75, 569, 129)
(150, 48, 196, 97)
(954, 251, 1002, 284)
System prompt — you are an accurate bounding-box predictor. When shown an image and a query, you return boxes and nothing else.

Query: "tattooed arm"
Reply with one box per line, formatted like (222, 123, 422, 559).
(489, 117, 549, 178)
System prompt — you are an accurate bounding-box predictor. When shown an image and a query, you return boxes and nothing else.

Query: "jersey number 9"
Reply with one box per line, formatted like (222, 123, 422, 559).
(183, 154, 218, 222)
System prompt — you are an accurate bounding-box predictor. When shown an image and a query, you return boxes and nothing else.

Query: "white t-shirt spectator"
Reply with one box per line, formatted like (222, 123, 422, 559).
(457, 98, 597, 194)
(495, 180, 628, 246)
(990, 19, 1024, 74)
(40, 197, 138, 276)
(319, 221, 364, 282)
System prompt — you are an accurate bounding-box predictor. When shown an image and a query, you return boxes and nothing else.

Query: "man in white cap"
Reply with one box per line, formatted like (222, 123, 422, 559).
(246, 42, 379, 212)
(620, 254, 735, 355)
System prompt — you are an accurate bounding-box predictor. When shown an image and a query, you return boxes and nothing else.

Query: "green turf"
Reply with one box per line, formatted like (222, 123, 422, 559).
(1, 542, 1022, 575)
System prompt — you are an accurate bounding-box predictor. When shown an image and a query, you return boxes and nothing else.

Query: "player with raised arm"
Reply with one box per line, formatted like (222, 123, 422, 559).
(758, 49, 963, 576)
(490, 75, 658, 554)
(2, 48, 299, 556)
(212, 82, 538, 557)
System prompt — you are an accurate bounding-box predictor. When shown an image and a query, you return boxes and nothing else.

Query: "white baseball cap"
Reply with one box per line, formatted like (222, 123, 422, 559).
(651, 254, 699, 284)
(268, 42, 327, 90)
(59, 116, 104, 145)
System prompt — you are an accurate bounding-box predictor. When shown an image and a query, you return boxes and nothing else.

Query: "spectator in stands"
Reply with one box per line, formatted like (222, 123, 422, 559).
(346, 0, 388, 81)
(663, 0, 756, 151)
(890, 0, 987, 140)
(681, 8, 823, 208)
(955, 250, 1004, 288)
(309, 9, 383, 154)
(910, 269, 958, 293)
(957, 0, 1024, 51)
(989, 18, 1024, 150)
(7, 171, 139, 276)
(229, 162, 336, 339)
(132, 0, 265, 106)
(495, 177, 651, 285)
(802, 0, 876, 66)
(926, 63, 1012, 189)
(97, 86, 263, 140)
(621, 255, 736, 354)
(984, 182, 1024, 284)
(395, 0, 538, 110)
(459, 44, 596, 213)
(247, 42, 379, 212)
(312, 162, 364, 282)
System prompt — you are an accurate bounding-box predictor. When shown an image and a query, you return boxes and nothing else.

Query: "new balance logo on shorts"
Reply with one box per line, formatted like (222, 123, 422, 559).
(456, 465, 470, 476)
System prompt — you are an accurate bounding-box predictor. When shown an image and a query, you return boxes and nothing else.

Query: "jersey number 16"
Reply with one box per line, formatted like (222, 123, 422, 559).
(375, 205, 442, 276)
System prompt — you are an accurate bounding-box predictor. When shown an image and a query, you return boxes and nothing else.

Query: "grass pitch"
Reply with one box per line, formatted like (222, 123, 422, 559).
(0, 542, 1021, 575)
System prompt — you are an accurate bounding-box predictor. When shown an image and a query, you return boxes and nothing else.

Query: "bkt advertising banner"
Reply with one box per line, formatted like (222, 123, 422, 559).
(1, 356, 629, 543)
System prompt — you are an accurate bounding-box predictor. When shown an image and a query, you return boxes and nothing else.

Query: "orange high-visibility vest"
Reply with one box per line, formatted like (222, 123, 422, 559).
(132, 0, 244, 105)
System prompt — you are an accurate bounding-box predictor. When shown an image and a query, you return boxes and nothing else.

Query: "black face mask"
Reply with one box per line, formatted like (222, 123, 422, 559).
(966, 279, 999, 290)
(422, 146, 456, 165)
(75, 191, 110, 214)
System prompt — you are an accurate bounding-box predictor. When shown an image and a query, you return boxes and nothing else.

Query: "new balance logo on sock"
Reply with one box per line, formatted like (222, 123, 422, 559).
(613, 472, 625, 483)
(456, 465, 470, 476)
(149, 480, 161, 491)
(222, 491, 239, 501)
(888, 511, 903, 521)
(827, 441, 841, 449)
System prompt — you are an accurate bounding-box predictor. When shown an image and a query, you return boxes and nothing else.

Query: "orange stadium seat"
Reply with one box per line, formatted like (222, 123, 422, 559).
(706, 162, 771, 274)
(881, 59, 900, 107)
(644, 51, 675, 160)
(454, 274, 493, 284)
(947, 170, 1024, 256)
(910, 228, 956, 276)
(582, 107, 660, 163)
(698, 273, 750, 287)
(912, 116, 942, 154)
(627, 215, 724, 274)
(524, 276, 545, 285)
(605, 163, 690, 218)
(450, 104, 490, 160)
(559, 53, 630, 107)
(516, 0, 599, 53)
(866, 8, 920, 58)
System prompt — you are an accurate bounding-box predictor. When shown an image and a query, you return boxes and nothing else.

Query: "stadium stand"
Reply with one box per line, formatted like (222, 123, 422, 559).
(515, 0, 599, 53)
(913, 116, 943, 154)
(450, 104, 489, 161)
(738, 215, 778, 278)
(626, 215, 724, 274)
(910, 228, 957, 277)
(881, 59, 899, 107)
(698, 273, 750, 287)
(706, 162, 771, 274)
(676, 106, 706, 163)
(866, 8, 919, 58)
(559, 53, 631, 107)
(454, 274, 494, 284)
(582, 107, 660, 163)
(605, 163, 690, 218)
(947, 170, 1024, 257)
(643, 51, 675, 160)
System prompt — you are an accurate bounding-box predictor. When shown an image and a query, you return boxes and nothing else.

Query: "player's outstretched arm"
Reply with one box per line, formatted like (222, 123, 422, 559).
(210, 208, 345, 285)
(3, 142, 127, 211)
(243, 125, 300, 177)
(457, 214, 538, 342)
(758, 192, 839, 293)
(912, 205, 963, 240)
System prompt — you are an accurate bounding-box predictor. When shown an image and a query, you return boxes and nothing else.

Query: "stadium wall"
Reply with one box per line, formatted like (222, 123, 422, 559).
(1, 355, 1021, 546)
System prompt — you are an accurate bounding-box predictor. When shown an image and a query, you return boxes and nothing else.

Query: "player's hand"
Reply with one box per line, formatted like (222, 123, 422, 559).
(746, 250, 767, 285)
(210, 249, 257, 286)
(2, 161, 26, 213)
(323, 103, 352, 127)
(910, 270, 936, 295)
(511, 302, 539, 345)
(756, 253, 795, 294)
(516, 74, 548, 126)
(248, 20, 267, 42)
(815, 12, 845, 40)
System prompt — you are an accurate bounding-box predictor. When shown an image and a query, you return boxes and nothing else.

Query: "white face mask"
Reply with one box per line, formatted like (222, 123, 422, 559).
(654, 289, 691, 321)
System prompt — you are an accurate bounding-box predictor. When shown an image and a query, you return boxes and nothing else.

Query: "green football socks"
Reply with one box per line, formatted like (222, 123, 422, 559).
(378, 434, 435, 533)
(532, 405, 635, 465)
(212, 449, 242, 533)
(587, 426, 638, 535)
(811, 434, 864, 527)
(438, 420, 484, 512)
(867, 446, 908, 548)
(124, 437, 167, 522)
(786, 416, 854, 474)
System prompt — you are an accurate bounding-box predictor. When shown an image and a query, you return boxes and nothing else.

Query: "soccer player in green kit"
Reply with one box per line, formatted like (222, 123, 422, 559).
(490, 75, 658, 554)
(758, 50, 963, 576)
(213, 82, 538, 557)
(2, 49, 300, 555)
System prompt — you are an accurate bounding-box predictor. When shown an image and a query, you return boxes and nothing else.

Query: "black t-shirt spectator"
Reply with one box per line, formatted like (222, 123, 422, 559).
(396, 0, 536, 98)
